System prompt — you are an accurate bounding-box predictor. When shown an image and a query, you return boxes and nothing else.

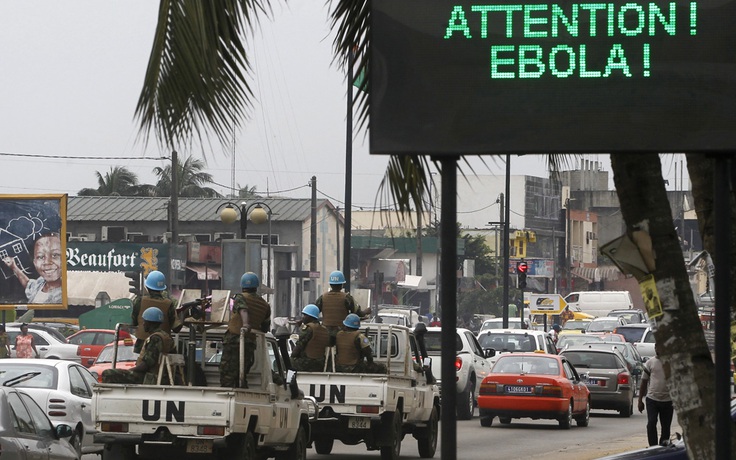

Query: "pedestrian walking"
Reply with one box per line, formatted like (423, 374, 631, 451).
(0, 325, 11, 358)
(637, 345, 674, 446)
(14, 323, 39, 358)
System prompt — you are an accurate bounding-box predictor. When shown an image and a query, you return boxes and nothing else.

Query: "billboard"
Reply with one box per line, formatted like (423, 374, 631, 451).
(0, 195, 67, 310)
(371, 0, 736, 155)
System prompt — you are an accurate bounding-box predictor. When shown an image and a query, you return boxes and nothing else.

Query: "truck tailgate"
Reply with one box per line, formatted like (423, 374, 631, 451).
(298, 373, 391, 411)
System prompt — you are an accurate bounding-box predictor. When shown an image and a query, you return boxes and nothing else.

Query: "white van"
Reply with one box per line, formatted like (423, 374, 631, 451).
(563, 291, 634, 318)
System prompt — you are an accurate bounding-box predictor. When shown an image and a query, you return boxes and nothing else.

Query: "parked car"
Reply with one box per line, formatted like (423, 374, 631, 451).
(560, 346, 635, 417)
(608, 309, 648, 324)
(477, 353, 590, 429)
(0, 359, 103, 457)
(477, 329, 558, 367)
(425, 326, 493, 420)
(0, 387, 78, 460)
(67, 328, 132, 367)
(88, 339, 139, 382)
(585, 316, 629, 333)
(6, 326, 81, 363)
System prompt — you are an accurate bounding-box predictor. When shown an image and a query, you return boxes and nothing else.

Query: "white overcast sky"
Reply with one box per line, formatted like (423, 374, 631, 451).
(0, 1, 689, 211)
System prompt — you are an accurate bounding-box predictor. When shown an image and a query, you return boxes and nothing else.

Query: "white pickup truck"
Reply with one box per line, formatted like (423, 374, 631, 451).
(424, 326, 492, 420)
(297, 323, 440, 460)
(92, 326, 316, 460)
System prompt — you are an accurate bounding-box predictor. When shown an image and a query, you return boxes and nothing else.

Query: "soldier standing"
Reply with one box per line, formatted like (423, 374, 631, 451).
(335, 313, 386, 374)
(291, 304, 329, 371)
(220, 272, 271, 388)
(131, 270, 181, 353)
(315, 270, 371, 341)
(102, 307, 173, 384)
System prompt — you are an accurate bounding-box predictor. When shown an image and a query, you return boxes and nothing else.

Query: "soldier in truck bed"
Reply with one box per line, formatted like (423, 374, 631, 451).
(335, 314, 386, 374)
(131, 270, 181, 353)
(290, 304, 329, 372)
(315, 270, 371, 341)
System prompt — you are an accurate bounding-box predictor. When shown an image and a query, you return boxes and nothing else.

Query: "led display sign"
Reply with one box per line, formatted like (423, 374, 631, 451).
(370, 0, 736, 155)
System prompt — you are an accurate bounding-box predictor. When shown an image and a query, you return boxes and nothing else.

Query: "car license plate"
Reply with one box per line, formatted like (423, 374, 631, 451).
(348, 417, 370, 429)
(586, 378, 599, 385)
(186, 439, 213, 454)
(506, 385, 533, 394)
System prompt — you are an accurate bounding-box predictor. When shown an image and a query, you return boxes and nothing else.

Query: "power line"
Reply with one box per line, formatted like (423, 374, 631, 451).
(0, 151, 168, 161)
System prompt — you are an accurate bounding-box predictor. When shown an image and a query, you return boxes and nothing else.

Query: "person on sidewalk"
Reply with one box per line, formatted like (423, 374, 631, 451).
(637, 344, 674, 446)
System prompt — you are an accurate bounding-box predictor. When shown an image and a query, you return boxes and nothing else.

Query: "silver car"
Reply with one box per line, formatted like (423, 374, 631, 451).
(6, 326, 81, 362)
(0, 359, 103, 457)
(560, 346, 635, 417)
(0, 387, 77, 460)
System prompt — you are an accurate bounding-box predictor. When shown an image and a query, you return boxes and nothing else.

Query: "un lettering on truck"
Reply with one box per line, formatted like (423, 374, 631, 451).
(564, 291, 633, 317)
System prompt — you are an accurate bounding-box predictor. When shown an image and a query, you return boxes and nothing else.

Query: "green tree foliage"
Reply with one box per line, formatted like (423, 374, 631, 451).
(152, 155, 221, 197)
(78, 166, 148, 196)
(461, 232, 495, 275)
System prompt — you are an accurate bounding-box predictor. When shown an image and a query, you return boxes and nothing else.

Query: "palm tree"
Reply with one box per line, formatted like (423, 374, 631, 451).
(236, 184, 260, 199)
(134, 2, 728, 455)
(77, 166, 144, 196)
(152, 155, 221, 198)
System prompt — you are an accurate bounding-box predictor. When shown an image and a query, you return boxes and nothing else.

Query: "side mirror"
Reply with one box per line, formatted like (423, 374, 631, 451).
(55, 424, 74, 439)
(632, 367, 642, 376)
(484, 348, 496, 358)
(287, 370, 300, 399)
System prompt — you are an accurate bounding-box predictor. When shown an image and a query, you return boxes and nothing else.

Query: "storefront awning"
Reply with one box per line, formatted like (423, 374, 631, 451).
(186, 264, 220, 281)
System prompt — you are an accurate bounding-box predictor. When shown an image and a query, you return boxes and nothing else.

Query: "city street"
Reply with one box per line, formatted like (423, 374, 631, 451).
(310, 409, 672, 460)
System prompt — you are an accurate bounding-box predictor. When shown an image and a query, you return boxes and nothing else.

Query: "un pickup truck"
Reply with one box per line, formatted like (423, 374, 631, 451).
(297, 323, 440, 460)
(92, 325, 316, 460)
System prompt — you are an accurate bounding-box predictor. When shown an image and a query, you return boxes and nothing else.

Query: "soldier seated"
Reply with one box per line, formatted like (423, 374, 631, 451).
(291, 304, 329, 372)
(335, 314, 387, 374)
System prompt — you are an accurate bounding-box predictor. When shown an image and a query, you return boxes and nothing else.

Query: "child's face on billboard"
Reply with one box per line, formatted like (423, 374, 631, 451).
(34, 235, 62, 283)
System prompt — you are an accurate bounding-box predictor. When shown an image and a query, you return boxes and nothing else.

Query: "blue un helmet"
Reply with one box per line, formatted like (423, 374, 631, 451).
(343, 313, 361, 329)
(329, 270, 346, 285)
(142, 307, 165, 323)
(144, 270, 166, 291)
(240, 272, 259, 289)
(302, 304, 320, 320)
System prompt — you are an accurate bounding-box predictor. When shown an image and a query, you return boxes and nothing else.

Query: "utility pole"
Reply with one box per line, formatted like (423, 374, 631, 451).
(502, 155, 511, 328)
(310, 176, 318, 302)
(171, 150, 179, 244)
(343, 50, 354, 292)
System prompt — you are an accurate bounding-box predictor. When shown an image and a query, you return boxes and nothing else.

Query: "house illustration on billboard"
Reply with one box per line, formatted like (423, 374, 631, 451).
(0, 228, 30, 280)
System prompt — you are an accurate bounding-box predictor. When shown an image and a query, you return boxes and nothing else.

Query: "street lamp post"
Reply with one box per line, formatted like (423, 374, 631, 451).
(217, 201, 273, 291)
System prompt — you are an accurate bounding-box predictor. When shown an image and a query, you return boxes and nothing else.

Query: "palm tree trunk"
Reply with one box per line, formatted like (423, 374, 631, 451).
(610, 153, 716, 457)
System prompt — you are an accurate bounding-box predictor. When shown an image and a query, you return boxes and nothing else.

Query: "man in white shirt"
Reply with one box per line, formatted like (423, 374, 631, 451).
(637, 347, 673, 446)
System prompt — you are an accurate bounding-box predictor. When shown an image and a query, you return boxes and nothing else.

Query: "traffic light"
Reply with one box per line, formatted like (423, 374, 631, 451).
(124, 271, 140, 296)
(517, 261, 528, 289)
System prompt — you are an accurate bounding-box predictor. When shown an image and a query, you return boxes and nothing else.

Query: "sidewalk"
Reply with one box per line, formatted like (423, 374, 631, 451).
(528, 425, 683, 460)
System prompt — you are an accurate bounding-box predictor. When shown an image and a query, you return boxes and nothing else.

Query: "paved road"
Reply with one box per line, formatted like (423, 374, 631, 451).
(84, 409, 681, 460)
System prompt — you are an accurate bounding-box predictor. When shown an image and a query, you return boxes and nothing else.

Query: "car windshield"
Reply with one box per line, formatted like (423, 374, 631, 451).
(424, 332, 462, 353)
(0, 364, 58, 388)
(586, 342, 634, 361)
(477, 332, 538, 352)
(480, 319, 522, 331)
(563, 320, 591, 331)
(96, 345, 138, 363)
(562, 351, 620, 369)
(557, 335, 602, 349)
(587, 320, 620, 332)
(615, 327, 647, 343)
(610, 311, 642, 323)
(492, 356, 559, 375)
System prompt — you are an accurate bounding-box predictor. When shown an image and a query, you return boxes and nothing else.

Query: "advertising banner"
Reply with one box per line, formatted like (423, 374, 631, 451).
(0, 195, 67, 310)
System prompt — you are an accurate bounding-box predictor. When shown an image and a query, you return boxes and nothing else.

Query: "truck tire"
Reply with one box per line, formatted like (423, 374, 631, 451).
(417, 407, 438, 458)
(380, 410, 403, 460)
(276, 425, 307, 460)
(102, 444, 137, 460)
(314, 438, 334, 455)
(456, 378, 475, 420)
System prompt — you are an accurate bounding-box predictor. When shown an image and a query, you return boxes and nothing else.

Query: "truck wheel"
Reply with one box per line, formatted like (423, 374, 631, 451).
(242, 432, 257, 460)
(276, 425, 307, 460)
(380, 410, 402, 460)
(456, 378, 475, 420)
(314, 438, 334, 455)
(498, 417, 511, 425)
(102, 444, 136, 460)
(417, 407, 438, 458)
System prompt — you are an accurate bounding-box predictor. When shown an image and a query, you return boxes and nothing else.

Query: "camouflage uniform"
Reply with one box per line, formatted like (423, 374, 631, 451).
(132, 290, 181, 353)
(315, 290, 367, 341)
(335, 329, 387, 374)
(102, 328, 173, 384)
(220, 291, 271, 388)
(291, 322, 329, 372)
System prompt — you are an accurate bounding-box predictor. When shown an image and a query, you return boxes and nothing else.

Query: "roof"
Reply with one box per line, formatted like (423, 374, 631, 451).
(67, 196, 334, 223)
